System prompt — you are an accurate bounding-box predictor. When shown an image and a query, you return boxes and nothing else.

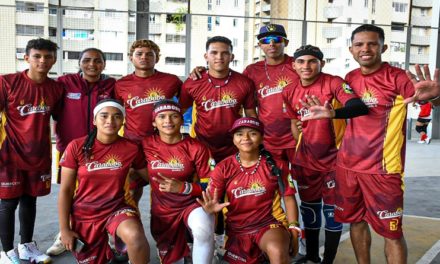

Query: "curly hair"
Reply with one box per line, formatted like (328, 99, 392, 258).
(129, 39, 161, 63)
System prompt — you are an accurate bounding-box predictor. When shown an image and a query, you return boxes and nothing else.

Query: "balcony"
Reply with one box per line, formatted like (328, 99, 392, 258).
(16, 12, 46, 25)
(411, 35, 430, 46)
(412, 0, 433, 8)
(411, 16, 431, 27)
(149, 23, 162, 34)
(321, 47, 341, 59)
(322, 27, 342, 39)
(323, 5, 343, 19)
(410, 54, 430, 64)
(62, 39, 95, 51)
(64, 17, 94, 29)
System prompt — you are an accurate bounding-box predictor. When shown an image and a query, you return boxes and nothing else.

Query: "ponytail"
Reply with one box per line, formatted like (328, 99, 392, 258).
(82, 127, 97, 161)
(260, 145, 285, 195)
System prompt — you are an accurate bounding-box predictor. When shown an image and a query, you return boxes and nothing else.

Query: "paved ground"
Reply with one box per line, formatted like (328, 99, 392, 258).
(2, 140, 439, 263)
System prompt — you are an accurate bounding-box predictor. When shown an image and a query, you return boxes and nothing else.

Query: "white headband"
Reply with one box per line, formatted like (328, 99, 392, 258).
(93, 101, 126, 118)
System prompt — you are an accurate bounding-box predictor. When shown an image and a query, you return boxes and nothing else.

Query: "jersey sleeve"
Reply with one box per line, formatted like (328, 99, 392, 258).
(282, 87, 299, 119)
(179, 80, 194, 109)
(60, 140, 80, 170)
(194, 143, 215, 185)
(397, 71, 415, 99)
(332, 76, 358, 105)
(207, 164, 227, 200)
(279, 160, 296, 196)
(131, 145, 146, 170)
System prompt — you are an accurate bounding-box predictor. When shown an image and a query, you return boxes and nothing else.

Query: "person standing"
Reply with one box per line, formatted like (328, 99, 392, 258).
(115, 39, 182, 203)
(142, 100, 215, 264)
(58, 99, 150, 264)
(0, 38, 63, 263)
(415, 102, 432, 144)
(283, 45, 367, 264)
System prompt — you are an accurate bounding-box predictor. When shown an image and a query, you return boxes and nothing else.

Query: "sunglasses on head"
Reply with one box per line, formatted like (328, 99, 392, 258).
(259, 36, 285, 44)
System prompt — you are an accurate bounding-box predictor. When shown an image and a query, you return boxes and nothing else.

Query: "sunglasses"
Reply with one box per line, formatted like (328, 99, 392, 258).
(259, 36, 286, 44)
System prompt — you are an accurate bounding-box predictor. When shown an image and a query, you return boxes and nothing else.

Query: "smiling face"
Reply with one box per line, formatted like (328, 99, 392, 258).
(350, 31, 388, 74)
(233, 127, 262, 153)
(204, 42, 233, 75)
(79, 50, 105, 81)
(94, 106, 124, 137)
(293, 55, 324, 86)
(153, 110, 183, 137)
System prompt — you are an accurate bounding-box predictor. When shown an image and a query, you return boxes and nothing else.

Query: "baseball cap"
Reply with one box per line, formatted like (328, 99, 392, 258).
(257, 24, 287, 40)
(229, 117, 264, 134)
(293, 45, 324, 60)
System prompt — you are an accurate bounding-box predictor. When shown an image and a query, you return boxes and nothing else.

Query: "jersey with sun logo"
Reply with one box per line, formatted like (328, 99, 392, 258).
(0, 71, 63, 171)
(142, 134, 213, 211)
(243, 55, 300, 151)
(337, 62, 415, 174)
(282, 73, 356, 172)
(180, 70, 256, 162)
(60, 136, 145, 220)
(208, 155, 296, 234)
(55, 73, 115, 153)
(115, 71, 182, 142)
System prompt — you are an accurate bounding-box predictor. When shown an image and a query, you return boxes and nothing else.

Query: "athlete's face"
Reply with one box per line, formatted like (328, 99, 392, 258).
(350, 31, 388, 74)
(79, 50, 105, 80)
(258, 36, 288, 60)
(233, 127, 262, 153)
(204, 42, 234, 74)
(153, 110, 183, 136)
(130, 47, 157, 71)
(24, 49, 56, 75)
(94, 106, 124, 136)
(293, 55, 324, 85)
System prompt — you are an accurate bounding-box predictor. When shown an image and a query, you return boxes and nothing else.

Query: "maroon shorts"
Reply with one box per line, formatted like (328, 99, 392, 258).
(293, 166, 336, 204)
(334, 166, 404, 239)
(264, 147, 295, 165)
(224, 223, 286, 264)
(0, 166, 51, 199)
(71, 208, 140, 264)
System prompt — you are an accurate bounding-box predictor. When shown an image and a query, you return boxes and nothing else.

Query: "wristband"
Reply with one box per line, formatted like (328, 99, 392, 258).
(288, 225, 302, 236)
(429, 94, 440, 102)
(288, 221, 300, 227)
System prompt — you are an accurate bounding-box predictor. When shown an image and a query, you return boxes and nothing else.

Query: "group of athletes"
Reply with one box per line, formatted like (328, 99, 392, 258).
(0, 22, 439, 264)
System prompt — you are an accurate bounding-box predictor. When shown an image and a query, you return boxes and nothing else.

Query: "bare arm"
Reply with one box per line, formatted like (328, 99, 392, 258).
(290, 119, 301, 142)
(58, 167, 79, 251)
(284, 195, 300, 257)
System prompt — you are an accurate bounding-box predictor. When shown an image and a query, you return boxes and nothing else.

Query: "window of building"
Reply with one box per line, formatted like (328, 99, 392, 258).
(390, 41, 406, 52)
(165, 57, 185, 65)
(208, 16, 212, 31)
(65, 9, 93, 18)
(391, 22, 405, 31)
(345, 58, 350, 68)
(420, 8, 428, 16)
(49, 5, 57, 15)
(49, 27, 57, 37)
(208, 0, 212, 10)
(234, 0, 238, 7)
(233, 38, 238, 47)
(16, 24, 44, 36)
(327, 38, 334, 44)
(417, 47, 423, 55)
(364, 0, 368, 7)
(67, 51, 80, 60)
(392, 2, 408, 13)
(325, 58, 334, 63)
(216, 0, 221, 5)
(16, 48, 25, 59)
(16, 1, 44, 12)
(232, 60, 238, 67)
(346, 38, 351, 46)
(104, 52, 123, 61)
(347, 17, 352, 26)
(149, 14, 157, 23)
(348, 0, 352, 6)
(372, 0, 376, 14)
(63, 29, 94, 40)
(166, 34, 186, 43)
(215, 17, 220, 26)
(166, 13, 187, 24)
(233, 18, 238, 27)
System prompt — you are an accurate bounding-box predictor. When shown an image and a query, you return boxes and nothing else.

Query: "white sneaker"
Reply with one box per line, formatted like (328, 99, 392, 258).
(417, 140, 425, 144)
(0, 249, 20, 264)
(18, 241, 51, 263)
(46, 233, 66, 256)
(425, 137, 431, 144)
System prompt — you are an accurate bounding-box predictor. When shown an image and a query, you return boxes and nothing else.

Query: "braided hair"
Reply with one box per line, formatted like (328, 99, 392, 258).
(83, 98, 124, 161)
(260, 145, 285, 195)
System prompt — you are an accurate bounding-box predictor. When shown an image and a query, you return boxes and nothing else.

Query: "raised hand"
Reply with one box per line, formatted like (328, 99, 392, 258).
(152, 173, 184, 193)
(299, 95, 334, 121)
(196, 188, 230, 214)
(405, 64, 440, 104)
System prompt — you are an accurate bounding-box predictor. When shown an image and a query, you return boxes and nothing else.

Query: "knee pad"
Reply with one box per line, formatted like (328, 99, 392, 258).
(189, 207, 214, 243)
(300, 201, 322, 229)
(323, 204, 342, 232)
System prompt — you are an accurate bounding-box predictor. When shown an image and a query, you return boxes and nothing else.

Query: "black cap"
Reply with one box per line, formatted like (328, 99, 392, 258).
(257, 24, 287, 40)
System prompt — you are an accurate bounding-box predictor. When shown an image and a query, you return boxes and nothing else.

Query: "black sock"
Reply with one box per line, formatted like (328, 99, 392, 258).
(322, 230, 342, 264)
(305, 228, 321, 262)
(19, 195, 37, 244)
(0, 198, 20, 251)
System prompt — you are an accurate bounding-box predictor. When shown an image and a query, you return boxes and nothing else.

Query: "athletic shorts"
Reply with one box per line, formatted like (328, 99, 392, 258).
(416, 117, 431, 123)
(293, 166, 336, 204)
(224, 223, 286, 264)
(334, 166, 404, 239)
(0, 166, 51, 199)
(264, 147, 295, 165)
(71, 207, 140, 264)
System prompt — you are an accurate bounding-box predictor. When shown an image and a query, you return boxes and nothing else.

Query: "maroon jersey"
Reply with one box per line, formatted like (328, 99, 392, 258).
(179, 71, 256, 161)
(337, 63, 414, 174)
(60, 136, 145, 220)
(0, 71, 63, 171)
(243, 55, 299, 150)
(142, 135, 213, 211)
(208, 155, 296, 235)
(283, 73, 357, 171)
(115, 71, 182, 142)
(55, 73, 115, 152)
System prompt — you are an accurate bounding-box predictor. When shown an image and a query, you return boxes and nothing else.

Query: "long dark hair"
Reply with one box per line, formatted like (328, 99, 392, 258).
(260, 146, 285, 195)
(82, 98, 123, 160)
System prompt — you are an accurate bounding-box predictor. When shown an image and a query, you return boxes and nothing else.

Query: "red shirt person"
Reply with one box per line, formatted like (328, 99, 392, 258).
(180, 36, 257, 163)
(58, 99, 150, 264)
(243, 24, 299, 163)
(0, 38, 62, 263)
(142, 100, 215, 264)
(198, 117, 300, 264)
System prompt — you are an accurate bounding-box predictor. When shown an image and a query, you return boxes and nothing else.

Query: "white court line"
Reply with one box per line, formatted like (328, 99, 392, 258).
(416, 240, 440, 264)
(405, 214, 440, 221)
